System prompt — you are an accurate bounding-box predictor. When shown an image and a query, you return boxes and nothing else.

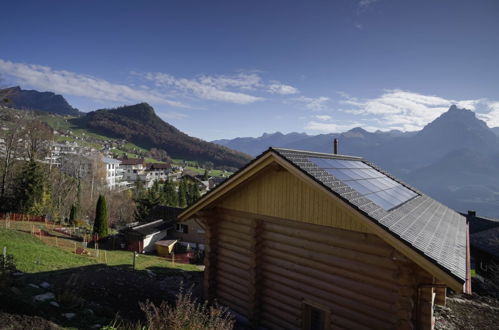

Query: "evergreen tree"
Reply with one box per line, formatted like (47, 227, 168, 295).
(178, 179, 187, 208)
(187, 183, 201, 206)
(202, 169, 209, 181)
(14, 160, 46, 213)
(69, 204, 78, 226)
(163, 180, 178, 207)
(93, 195, 109, 237)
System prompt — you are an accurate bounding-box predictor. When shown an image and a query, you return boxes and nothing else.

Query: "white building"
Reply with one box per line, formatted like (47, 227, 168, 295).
(102, 157, 122, 190)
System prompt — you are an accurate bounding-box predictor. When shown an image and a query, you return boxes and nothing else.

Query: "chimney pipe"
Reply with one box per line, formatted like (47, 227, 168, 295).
(333, 138, 338, 155)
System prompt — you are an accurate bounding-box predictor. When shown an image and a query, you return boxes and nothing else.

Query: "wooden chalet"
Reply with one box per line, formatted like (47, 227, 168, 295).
(179, 147, 470, 330)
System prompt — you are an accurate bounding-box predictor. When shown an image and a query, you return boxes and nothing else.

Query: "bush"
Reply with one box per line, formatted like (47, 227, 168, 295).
(0, 253, 17, 289)
(139, 289, 234, 330)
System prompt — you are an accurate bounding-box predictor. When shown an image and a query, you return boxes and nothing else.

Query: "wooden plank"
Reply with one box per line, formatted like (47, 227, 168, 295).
(263, 230, 398, 270)
(263, 261, 396, 315)
(262, 276, 394, 329)
(264, 239, 398, 280)
(263, 252, 399, 303)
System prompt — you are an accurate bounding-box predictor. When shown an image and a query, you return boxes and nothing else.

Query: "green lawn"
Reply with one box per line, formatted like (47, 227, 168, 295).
(0, 228, 96, 273)
(0, 226, 200, 274)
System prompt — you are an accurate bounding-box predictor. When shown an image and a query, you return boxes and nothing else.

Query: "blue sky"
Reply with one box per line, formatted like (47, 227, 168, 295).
(1, 0, 498, 140)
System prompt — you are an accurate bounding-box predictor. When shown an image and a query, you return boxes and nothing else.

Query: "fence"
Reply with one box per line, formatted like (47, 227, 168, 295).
(0, 213, 48, 223)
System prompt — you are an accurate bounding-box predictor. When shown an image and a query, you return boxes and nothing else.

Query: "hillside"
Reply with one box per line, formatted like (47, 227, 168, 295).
(74, 103, 252, 169)
(0, 86, 81, 116)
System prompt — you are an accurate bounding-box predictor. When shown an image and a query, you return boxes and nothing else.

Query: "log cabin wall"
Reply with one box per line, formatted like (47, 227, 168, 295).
(195, 166, 443, 329)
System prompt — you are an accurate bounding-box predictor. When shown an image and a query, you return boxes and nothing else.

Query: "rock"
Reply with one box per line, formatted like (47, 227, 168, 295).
(39, 282, 51, 289)
(12, 272, 24, 277)
(28, 284, 40, 289)
(84, 308, 94, 316)
(34, 292, 55, 302)
(49, 301, 60, 308)
(10, 287, 22, 296)
(62, 313, 76, 319)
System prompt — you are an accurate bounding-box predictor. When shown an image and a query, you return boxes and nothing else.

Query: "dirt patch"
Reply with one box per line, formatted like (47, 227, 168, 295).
(435, 294, 499, 330)
(1, 264, 203, 328)
(0, 312, 60, 330)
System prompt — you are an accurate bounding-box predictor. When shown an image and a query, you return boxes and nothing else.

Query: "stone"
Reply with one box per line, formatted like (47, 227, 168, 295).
(49, 301, 60, 308)
(12, 272, 24, 277)
(34, 292, 55, 302)
(39, 282, 51, 289)
(28, 284, 40, 289)
(62, 313, 76, 319)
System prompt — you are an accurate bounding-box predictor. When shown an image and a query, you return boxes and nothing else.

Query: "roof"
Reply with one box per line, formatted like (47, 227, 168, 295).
(464, 213, 499, 234)
(118, 158, 145, 166)
(155, 239, 178, 247)
(272, 148, 467, 283)
(470, 226, 499, 258)
(102, 157, 121, 164)
(179, 147, 468, 291)
(125, 219, 171, 237)
(147, 163, 170, 170)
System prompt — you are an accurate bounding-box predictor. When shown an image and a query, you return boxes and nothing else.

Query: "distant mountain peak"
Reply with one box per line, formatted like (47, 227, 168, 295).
(0, 86, 80, 116)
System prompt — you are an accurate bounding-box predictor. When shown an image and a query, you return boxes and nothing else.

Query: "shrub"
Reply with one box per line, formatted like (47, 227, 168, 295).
(139, 289, 234, 330)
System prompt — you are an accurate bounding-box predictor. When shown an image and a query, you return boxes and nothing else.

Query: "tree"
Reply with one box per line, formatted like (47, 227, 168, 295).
(93, 195, 109, 237)
(69, 204, 78, 226)
(178, 179, 188, 208)
(202, 169, 209, 181)
(187, 183, 200, 206)
(163, 180, 178, 207)
(13, 160, 46, 213)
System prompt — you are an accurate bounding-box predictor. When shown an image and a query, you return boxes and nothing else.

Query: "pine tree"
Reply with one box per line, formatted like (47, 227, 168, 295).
(187, 183, 200, 206)
(202, 169, 209, 181)
(14, 160, 46, 213)
(93, 195, 109, 237)
(163, 180, 178, 207)
(178, 179, 187, 208)
(69, 204, 78, 226)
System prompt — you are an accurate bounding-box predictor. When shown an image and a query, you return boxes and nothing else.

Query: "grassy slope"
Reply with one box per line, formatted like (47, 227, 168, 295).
(0, 228, 95, 273)
(0, 225, 200, 273)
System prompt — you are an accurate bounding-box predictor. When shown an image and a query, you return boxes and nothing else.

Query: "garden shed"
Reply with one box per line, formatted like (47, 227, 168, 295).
(123, 219, 172, 253)
(179, 147, 470, 330)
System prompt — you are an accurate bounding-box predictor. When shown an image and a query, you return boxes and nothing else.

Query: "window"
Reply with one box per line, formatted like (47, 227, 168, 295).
(176, 224, 188, 233)
(303, 300, 329, 330)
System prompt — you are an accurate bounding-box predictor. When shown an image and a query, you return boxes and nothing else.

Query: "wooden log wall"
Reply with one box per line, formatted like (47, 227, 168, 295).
(199, 206, 444, 329)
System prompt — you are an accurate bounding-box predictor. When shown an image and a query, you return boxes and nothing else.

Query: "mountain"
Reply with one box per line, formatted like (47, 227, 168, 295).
(0, 86, 81, 116)
(213, 131, 310, 156)
(74, 103, 251, 169)
(215, 106, 499, 217)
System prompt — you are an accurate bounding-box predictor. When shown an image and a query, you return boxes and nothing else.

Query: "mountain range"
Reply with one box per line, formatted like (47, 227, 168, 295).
(0, 86, 81, 116)
(3, 86, 499, 217)
(214, 105, 499, 217)
(73, 103, 251, 168)
(0, 86, 251, 169)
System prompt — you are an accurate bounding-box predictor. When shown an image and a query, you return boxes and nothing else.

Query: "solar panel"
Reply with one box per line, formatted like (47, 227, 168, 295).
(308, 157, 418, 210)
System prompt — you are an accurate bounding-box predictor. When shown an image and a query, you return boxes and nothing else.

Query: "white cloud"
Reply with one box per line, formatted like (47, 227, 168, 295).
(339, 89, 499, 131)
(315, 115, 332, 121)
(268, 82, 299, 95)
(294, 96, 330, 111)
(358, 0, 377, 8)
(0, 59, 186, 108)
(143, 72, 264, 104)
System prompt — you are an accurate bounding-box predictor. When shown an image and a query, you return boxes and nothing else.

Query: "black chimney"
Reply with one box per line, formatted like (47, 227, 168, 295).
(466, 210, 476, 224)
(333, 138, 338, 155)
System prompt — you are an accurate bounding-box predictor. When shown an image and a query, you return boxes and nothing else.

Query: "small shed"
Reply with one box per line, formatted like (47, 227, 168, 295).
(123, 219, 172, 253)
(155, 239, 178, 257)
(179, 147, 470, 330)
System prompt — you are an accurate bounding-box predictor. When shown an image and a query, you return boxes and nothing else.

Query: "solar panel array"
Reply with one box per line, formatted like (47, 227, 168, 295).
(308, 157, 418, 210)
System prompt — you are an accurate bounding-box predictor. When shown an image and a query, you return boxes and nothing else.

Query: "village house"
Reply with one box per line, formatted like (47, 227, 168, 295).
(102, 157, 122, 190)
(179, 147, 470, 330)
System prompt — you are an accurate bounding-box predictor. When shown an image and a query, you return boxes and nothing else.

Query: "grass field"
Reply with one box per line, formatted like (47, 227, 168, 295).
(0, 221, 200, 274)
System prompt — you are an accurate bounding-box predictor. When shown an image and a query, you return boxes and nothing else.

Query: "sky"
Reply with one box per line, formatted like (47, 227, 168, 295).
(0, 0, 498, 140)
